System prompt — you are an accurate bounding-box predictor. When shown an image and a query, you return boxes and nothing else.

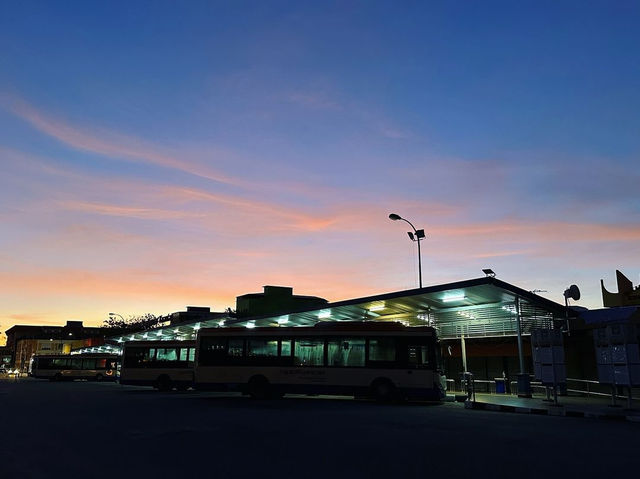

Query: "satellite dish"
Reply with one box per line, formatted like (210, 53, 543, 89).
(563, 284, 581, 301)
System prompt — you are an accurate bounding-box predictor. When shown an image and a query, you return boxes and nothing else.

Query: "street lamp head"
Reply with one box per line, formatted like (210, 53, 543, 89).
(407, 231, 415, 240)
(389, 213, 402, 221)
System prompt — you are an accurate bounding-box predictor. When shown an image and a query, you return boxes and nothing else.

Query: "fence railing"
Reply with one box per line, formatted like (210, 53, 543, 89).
(446, 376, 640, 403)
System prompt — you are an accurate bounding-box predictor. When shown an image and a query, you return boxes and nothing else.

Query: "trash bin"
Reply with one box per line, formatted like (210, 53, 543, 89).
(494, 378, 507, 394)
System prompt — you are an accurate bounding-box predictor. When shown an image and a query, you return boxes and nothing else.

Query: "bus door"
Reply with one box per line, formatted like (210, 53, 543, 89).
(405, 339, 434, 387)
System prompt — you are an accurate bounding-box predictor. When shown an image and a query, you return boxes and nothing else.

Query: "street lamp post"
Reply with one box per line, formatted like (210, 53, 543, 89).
(388, 213, 426, 288)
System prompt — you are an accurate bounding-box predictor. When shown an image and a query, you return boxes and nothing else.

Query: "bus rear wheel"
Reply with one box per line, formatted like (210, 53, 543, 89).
(156, 375, 173, 392)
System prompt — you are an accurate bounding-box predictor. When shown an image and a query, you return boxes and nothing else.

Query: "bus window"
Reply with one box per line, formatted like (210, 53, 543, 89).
(70, 358, 83, 370)
(156, 348, 178, 362)
(368, 338, 396, 362)
(407, 344, 431, 368)
(327, 338, 365, 367)
(96, 358, 107, 369)
(123, 347, 154, 368)
(280, 340, 292, 357)
(247, 339, 278, 358)
(294, 339, 324, 366)
(199, 337, 227, 366)
(82, 358, 97, 370)
(53, 358, 68, 368)
(38, 358, 54, 369)
(228, 339, 244, 357)
(179, 347, 196, 365)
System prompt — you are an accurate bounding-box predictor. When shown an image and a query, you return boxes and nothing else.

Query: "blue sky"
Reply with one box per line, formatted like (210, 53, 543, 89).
(0, 1, 639, 335)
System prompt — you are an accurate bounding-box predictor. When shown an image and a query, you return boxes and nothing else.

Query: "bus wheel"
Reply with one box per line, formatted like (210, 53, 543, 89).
(247, 375, 271, 399)
(176, 383, 189, 391)
(95, 374, 103, 382)
(371, 378, 396, 403)
(156, 375, 173, 392)
(52, 373, 62, 382)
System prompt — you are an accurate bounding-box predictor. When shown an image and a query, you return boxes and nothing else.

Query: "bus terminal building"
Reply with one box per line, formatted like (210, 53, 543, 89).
(77, 276, 596, 390)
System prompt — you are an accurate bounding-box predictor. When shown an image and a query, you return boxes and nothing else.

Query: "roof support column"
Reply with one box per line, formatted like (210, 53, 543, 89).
(515, 297, 532, 397)
(461, 335, 468, 373)
(515, 297, 525, 373)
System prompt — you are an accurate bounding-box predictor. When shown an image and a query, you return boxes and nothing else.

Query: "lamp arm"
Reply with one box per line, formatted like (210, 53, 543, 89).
(400, 217, 417, 234)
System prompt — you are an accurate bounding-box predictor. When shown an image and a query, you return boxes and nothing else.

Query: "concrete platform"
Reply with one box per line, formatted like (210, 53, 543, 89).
(463, 392, 640, 422)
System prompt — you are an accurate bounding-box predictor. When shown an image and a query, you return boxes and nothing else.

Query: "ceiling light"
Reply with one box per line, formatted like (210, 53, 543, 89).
(442, 293, 466, 303)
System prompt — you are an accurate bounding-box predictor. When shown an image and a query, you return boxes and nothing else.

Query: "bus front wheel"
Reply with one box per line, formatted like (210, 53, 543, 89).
(247, 375, 271, 400)
(371, 378, 396, 403)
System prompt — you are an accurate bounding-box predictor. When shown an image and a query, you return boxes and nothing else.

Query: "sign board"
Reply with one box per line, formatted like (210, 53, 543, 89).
(531, 328, 566, 386)
(594, 323, 640, 386)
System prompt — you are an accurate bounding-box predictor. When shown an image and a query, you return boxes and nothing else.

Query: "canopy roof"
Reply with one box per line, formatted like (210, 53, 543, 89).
(75, 277, 569, 354)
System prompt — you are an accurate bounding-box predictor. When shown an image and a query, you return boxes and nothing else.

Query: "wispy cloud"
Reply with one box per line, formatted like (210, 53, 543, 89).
(432, 220, 640, 243)
(376, 125, 411, 139)
(284, 88, 411, 140)
(59, 200, 204, 221)
(470, 250, 533, 259)
(4, 96, 240, 186)
(287, 91, 343, 110)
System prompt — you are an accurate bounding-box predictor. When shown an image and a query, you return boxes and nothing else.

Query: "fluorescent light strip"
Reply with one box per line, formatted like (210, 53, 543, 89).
(442, 294, 466, 303)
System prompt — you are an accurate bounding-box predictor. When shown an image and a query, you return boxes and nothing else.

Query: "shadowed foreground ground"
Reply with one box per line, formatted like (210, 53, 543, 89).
(0, 379, 637, 478)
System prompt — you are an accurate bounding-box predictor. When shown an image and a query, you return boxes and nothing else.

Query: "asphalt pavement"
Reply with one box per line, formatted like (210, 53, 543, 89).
(1, 378, 638, 478)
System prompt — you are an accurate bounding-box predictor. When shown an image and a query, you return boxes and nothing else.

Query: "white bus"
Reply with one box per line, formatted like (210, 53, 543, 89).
(120, 340, 195, 391)
(30, 354, 119, 382)
(195, 322, 445, 401)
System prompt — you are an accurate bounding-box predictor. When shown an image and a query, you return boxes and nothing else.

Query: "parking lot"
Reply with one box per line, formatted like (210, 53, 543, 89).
(1, 378, 638, 478)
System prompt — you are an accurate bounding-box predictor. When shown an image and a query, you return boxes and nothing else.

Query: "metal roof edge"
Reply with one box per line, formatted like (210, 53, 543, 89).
(231, 276, 570, 323)
(487, 277, 571, 316)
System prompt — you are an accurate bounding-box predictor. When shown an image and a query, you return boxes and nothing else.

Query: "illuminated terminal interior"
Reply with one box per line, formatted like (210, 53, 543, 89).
(75, 277, 569, 369)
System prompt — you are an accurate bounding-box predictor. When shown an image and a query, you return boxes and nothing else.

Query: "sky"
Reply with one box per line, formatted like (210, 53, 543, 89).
(1, 1, 639, 342)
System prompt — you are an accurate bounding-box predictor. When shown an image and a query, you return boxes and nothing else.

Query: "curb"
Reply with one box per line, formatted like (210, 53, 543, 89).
(464, 400, 640, 423)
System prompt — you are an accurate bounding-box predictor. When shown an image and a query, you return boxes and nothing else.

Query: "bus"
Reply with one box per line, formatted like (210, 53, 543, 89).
(120, 340, 196, 391)
(195, 322, 445, 401)
(30, 354, 119, 382)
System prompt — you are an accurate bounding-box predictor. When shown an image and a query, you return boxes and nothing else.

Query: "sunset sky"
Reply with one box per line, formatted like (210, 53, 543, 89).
(1, 1, 639, 341)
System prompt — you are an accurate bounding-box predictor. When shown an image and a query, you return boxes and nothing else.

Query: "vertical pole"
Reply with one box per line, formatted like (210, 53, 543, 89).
(515, 297, 525, 374)
(461, 335, 468, 372)
(416, 236, 422, 288)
